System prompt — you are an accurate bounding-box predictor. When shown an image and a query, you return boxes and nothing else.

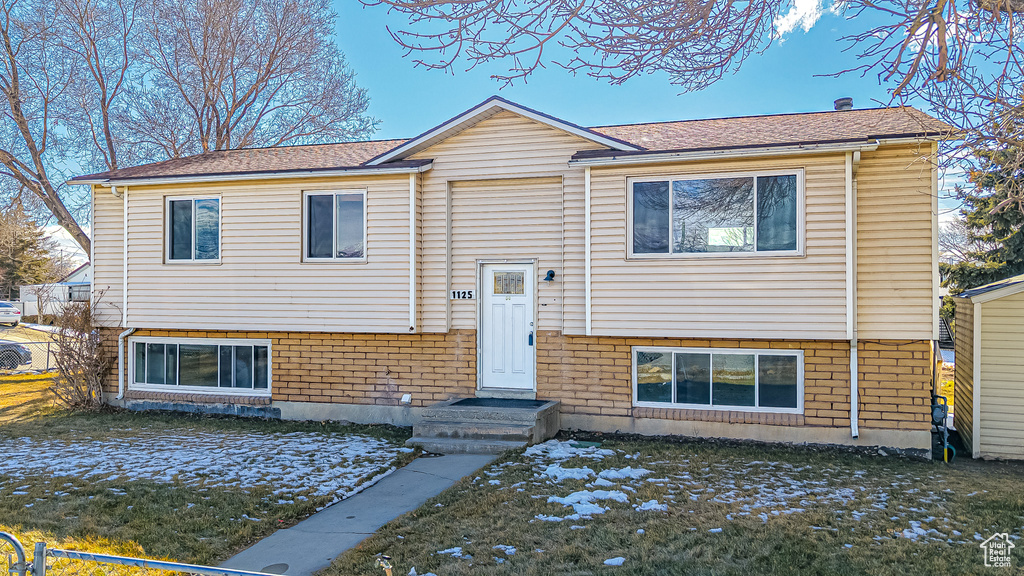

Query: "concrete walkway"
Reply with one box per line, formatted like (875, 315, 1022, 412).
(222, 454, 495, 576)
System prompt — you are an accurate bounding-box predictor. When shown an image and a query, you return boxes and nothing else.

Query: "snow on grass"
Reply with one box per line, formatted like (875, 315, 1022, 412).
(508, 439, 983, 546)
(603, 557, 625, 566)
(0, 429, 406, 502)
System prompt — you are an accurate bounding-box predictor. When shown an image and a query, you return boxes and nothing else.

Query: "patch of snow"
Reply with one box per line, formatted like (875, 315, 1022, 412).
(603, 557, 625, 566)
(0, 431, 405, 502)
(539, 464, 595, 482)
(493, 545, 516, 555)
(523, 440, 614, 460)
(598, 467, 651, 481)
(709, 528, 723, 533)
(635, 499, 668, 512)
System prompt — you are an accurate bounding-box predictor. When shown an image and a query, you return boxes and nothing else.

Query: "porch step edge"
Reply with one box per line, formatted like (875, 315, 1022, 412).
(406, 437, 527, 455)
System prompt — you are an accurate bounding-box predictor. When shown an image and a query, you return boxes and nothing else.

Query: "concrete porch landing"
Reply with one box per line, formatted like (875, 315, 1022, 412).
(406, 397, 560, 454)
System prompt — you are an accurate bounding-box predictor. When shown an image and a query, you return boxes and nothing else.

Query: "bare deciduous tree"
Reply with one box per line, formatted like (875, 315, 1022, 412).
(133, 0, 375, 157)
(365, 0, 1024, 206)
(939, 217, 997, 264)
(1, 0, 376, 254)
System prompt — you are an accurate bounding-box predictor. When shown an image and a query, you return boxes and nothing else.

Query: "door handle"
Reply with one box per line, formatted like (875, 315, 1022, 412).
(528, 331, 534, 346)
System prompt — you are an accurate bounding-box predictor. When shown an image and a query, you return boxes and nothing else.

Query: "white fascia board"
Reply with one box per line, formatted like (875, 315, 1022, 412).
(367, 99, 640, 166)
(569, 141, 884, 167)
(67, 163, 433, 187)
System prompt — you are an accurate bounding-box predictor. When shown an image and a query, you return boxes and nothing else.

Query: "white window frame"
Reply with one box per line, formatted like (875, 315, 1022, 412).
(302, 189, 368, 263)
(129, 336, 272, 397)
(626, 169, 805, 259)
(631, 346, 804, 414)
(165, 196, 222, 264)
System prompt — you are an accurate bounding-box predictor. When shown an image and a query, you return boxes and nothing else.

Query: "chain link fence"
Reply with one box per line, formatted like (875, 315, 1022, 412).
(0, 341, 54, 373)
(1, 534, 278, 576)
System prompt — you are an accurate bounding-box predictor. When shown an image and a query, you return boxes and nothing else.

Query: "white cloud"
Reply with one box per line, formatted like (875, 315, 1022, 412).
(43, 225, 89, 263)
(775, 0, 825, 37)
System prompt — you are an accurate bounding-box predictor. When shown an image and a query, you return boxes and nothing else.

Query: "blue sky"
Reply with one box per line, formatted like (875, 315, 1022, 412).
(334, 2, 895, 136)
(333, 1, 961, 221)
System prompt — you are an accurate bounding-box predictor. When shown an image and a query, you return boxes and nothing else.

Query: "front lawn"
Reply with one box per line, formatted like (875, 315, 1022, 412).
(0, 378, 416, 564)
(329, 436, 1024, 576)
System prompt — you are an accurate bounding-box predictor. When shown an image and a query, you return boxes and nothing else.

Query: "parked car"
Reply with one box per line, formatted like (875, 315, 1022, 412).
(0, 301, 22, 326)
(0, 340, 31, 369)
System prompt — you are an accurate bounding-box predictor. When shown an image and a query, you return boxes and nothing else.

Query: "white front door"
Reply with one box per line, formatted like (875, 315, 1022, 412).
(479, 263, 535, 390)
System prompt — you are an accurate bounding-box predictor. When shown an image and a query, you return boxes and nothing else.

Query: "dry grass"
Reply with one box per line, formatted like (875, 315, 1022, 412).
(939, 362, 955, 411)
(0, 375, 415, 565)
(328, 437, 1024, 576)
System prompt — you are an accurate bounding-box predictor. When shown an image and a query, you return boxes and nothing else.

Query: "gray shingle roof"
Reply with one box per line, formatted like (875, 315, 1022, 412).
(70, 101, 951, 184)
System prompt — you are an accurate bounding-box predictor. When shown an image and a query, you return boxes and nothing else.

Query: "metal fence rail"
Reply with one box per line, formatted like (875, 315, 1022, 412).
(0, 340, 54, 373)
(1, 534, 279, 576)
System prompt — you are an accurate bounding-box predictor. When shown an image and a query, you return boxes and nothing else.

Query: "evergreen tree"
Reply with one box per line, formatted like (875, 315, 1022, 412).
(0, 206, 61, 301)
(942, 145, 1024, 297)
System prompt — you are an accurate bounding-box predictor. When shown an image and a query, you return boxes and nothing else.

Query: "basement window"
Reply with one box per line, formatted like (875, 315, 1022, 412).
(628, 171, 802, 258)
(131, 337, 270, 395)
(633, 347, 803, 413)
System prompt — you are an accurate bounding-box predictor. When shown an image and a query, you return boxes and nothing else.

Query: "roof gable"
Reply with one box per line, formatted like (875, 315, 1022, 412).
(365, 96, 641, 166)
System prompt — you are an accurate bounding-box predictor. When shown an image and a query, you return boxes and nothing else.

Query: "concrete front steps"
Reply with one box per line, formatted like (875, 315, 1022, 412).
(406, 397, 560, 454)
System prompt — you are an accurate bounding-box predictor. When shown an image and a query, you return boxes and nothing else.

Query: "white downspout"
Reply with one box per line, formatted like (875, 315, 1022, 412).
(846, 152, 860, 438)
(584, 167, 592, 336)
(409, 173, 417, 332)
(112, 184, 134, 400)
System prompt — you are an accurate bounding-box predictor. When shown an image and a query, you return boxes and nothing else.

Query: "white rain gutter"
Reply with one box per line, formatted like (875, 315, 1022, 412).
(584, 167, 592, 336)
(409, 173, 417, 332)
(846, 151, 861, 439)
(113, 183, 135, 400)
(68, 163, 433, 187)
(569, 141, 882, 167)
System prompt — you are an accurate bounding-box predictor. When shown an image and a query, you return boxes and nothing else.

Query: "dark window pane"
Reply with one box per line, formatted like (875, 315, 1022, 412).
(169, 200, 193, 260)
(134, 342, 146, 383)
(146, 343, 165, 385)
(336, 194, 364, 258)
(673, 178, 754, 253)
(194, 199, 220, 260)
(758, 355, 799, 408)
(219, 346, 233, 387)
(178, 345, 218, 387)
(254, 346, 269, 389)
(756, 175, 798, 251)
(307, 195, 333, 258)
(635, 350, 672, 402)
(166, 344, 177, 386)
(675, 352, 711, 405)
(233, 346, 254, 388)
(711, 354, 756, 407)
(632, 181, 670, 253)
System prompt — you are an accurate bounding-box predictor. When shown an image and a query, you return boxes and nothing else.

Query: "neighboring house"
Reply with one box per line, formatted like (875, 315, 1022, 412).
(70, 96, 947, 453)
(19, 263, 92, 317)
(953, 274, 1024, 459)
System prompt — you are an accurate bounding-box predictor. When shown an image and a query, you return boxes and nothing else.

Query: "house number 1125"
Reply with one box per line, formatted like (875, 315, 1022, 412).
(450, 290, 476, 300)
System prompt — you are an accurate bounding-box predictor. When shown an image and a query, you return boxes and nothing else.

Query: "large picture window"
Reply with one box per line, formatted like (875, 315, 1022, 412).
(629, 171, 800, 257)
(167, 197, 220, 262)
(305, 190, 366, 260)
(633, 347, 803, 413)
(132, 338, 270, 394)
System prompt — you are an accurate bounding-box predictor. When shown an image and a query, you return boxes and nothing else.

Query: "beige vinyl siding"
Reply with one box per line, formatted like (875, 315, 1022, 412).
(118, 175, 413, 332)
(587, 154, 848, 339)
(449, 178, 563, 330)
(411, 110, 604, 333)
(978, 292, 1024, 459)
(856, 144, 935, 339)
(953, 298, 975, 454)
(93, 186, 125, 327)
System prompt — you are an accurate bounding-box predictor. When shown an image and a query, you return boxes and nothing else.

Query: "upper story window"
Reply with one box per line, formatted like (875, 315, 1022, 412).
(167, 197, 220, 262)
(628, 171, 801, 258)
(304, 190, 365, 261)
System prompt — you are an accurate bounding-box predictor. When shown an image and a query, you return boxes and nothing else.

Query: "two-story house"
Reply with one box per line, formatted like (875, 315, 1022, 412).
(72, 96, 947, 453)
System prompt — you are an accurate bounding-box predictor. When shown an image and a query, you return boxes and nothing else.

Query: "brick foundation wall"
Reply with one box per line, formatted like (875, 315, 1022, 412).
(98, 328, 930, 430)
